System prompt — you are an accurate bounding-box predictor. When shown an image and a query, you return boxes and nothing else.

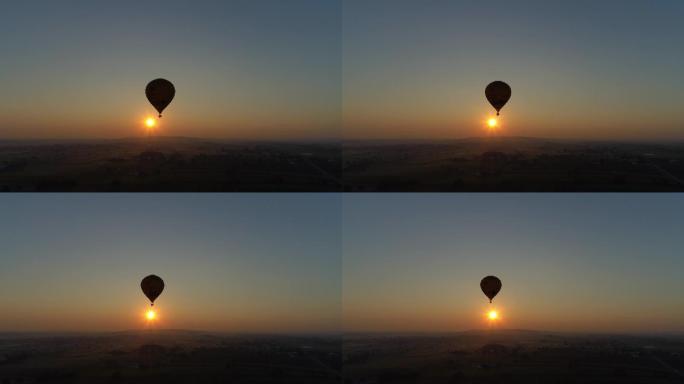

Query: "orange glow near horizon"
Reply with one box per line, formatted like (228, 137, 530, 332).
(485, 117, 499, 134)
(144, 117, 157, 135)
(145, 309, 157, 322)
(485, 307, 501, 326)
(488, 310, 498, 320)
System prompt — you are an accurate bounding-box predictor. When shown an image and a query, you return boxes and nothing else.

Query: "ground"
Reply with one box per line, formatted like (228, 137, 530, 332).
(343, 330, 684, 383)
(343, 137, 684, 192)
(0, 137, 341, 192)
(0, 330, 342, 383)
(6, 136, 684, 192)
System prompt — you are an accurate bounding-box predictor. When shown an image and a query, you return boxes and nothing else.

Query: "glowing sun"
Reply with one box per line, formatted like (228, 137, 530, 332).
(488, 310, 498, 320)
(146, 309, 156, 320)
(487, 118, 498, 129)
(145, 117, 156, 129)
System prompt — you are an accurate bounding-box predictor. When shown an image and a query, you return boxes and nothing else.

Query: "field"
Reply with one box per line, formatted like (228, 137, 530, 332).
(343, 330, 684, 383)
(5, 136, 684, 192)
(0, 137, 341, 192)
(0, 330, 341, 383)
(343, 137, 684, 191)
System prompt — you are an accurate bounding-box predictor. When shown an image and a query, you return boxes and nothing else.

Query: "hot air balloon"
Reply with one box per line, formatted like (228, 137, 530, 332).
(145, 79, 175, 118)
(480, 275, 501, 303)
(485, 81, 511, 116)
(141, 275, 165, 307)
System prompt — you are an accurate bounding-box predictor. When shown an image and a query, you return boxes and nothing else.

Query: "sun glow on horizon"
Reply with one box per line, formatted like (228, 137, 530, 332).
(484, 307, 501, 326)
(146, 309, 156, 321)
(144, 117, 157, 135)
(488, 310, 498, 320)
(486, 117, 498, 134)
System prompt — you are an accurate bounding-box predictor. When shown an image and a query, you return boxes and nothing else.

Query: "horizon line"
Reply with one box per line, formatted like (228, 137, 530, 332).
(0, 135, 342, 144)
(343, 328, 684, 337)
(1, 328, 681, 338)
(0, 328, 344, 337)
(1, 135, 684, 145)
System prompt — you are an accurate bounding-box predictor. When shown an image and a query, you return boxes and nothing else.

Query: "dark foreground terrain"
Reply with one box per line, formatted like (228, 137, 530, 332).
(0, 137, 341, 192)
(344, 330, 684, 384)
(0, 330, 341, 383)
(343, 137, 684, 191)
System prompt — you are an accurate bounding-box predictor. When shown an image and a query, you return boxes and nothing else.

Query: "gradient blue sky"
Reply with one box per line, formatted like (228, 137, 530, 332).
(0, 194, 341, 333)
(343, 194, 684, 333)
(2, 193, 683, 334)
(0, 0, 340, 139)
(344, 0, 684, 139)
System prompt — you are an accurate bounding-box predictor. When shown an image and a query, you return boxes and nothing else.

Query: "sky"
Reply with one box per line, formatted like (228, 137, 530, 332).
(343, 194, 684, 334)
(5, 1, 683, 142)
(0, 0, 340, 140)
(0, 194, 341, 333)
(343, 0, 684, 140)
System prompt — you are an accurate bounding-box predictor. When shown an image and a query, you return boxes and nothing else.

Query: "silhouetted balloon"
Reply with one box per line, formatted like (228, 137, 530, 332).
(485, 81, 511, 116)
(145, 79, 175, 117)
(480, 276, 501, 303)
(141, 275, 164, 306)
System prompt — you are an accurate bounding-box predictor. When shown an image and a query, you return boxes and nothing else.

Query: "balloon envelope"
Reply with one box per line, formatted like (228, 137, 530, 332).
(145, 79, 175, 117)
(485, 81, 511, 116)
(141, 275, 165, 306)
(480, 275, 501, 303)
